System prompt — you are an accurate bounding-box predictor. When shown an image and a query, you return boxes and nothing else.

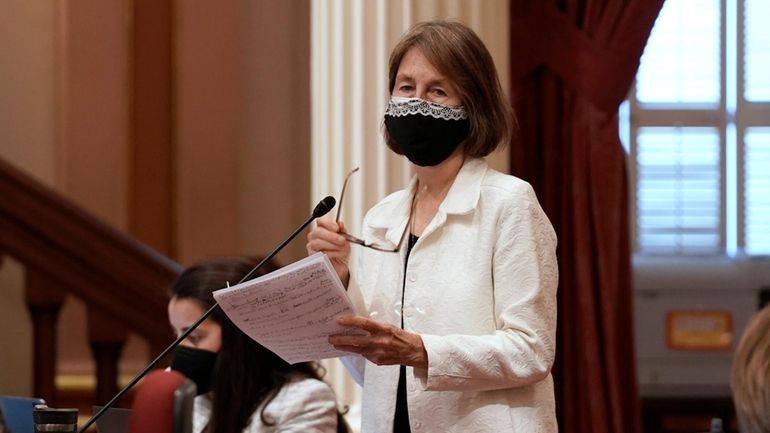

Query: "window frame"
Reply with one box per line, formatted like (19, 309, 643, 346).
(628, 0, 770, 259)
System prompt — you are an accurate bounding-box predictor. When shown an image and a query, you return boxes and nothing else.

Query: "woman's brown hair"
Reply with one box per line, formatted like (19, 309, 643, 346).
(731, 305, 770, 433)
(385, 20, 515, 158)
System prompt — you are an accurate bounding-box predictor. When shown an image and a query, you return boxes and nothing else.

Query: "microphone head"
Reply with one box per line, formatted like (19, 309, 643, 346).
(312, 196, 336, 218)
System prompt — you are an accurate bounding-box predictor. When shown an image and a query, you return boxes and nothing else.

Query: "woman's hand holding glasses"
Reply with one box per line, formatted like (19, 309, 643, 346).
(306, 217, 351, 287)
(307, 167, 403, 287)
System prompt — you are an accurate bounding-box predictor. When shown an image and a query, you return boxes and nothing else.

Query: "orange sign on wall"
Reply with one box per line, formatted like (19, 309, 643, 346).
(666, 310, 733, 351)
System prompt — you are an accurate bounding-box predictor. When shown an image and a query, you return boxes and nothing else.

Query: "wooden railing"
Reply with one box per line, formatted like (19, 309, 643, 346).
(0, 157, 182, 406)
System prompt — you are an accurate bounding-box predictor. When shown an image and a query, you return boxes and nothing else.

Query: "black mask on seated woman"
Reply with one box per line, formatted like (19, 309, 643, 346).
(170, 345, 218, 395)
(384, 96, 470, 167)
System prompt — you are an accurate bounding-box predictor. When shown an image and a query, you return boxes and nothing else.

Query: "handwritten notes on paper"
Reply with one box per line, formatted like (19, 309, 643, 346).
(212, 252, 364, 364)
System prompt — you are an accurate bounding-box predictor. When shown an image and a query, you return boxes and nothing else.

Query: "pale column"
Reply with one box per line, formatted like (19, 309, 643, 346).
(311, 1, 510, 430)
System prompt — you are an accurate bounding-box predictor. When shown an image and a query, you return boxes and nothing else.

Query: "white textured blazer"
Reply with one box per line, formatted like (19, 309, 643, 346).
(342, 157, 559, 433)
(192, 377, 338, 433)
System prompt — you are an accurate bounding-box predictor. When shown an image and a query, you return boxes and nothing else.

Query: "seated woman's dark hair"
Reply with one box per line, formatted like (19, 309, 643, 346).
(170, 256, 349, 433)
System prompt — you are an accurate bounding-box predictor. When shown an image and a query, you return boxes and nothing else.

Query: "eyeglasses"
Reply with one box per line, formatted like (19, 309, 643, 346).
(336, 167, 403, 253)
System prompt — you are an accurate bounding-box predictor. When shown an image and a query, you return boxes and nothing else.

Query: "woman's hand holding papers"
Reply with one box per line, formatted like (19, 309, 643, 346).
(329, 315, 428, 368)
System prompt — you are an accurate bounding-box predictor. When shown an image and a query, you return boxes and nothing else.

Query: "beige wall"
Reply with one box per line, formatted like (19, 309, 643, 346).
(0, 0, 148, 387)
(175, 1, 243, 264)
(239, 0, 311, 264)
(0, 0, 311, 394)
(56, 0, 148, 377)
(0, 0, 57, 396)
(175, 0, 310, 266)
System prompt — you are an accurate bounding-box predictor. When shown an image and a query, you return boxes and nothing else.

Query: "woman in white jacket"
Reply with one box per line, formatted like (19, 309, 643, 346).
(307, 19, 559, 433)
(167, 256, 348, 433)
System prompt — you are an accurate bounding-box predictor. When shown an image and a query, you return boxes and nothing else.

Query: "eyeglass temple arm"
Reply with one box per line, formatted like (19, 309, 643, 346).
(336, 166, 360, 222)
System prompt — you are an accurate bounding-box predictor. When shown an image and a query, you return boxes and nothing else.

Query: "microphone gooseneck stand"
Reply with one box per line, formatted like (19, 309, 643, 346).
(77, 196, 336, 433)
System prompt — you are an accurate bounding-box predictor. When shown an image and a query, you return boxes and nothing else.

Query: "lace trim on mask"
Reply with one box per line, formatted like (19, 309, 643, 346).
(385, 96, 468, 120)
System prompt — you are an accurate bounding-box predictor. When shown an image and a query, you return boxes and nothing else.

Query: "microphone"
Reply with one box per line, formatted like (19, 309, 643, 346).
(313, 195, 336, 218)
(78, 196, 336, 433)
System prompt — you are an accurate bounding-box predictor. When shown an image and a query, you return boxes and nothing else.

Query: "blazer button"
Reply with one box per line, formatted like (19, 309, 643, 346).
(414, 421, 422, 429)
(408, 273, 416, 282)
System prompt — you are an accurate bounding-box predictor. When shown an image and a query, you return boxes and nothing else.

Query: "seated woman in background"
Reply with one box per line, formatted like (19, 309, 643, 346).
(731, 304, 770, 433)
(167, 256, 347, 433)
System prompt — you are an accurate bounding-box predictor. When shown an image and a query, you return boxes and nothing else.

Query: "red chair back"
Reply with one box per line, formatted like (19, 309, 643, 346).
(127, 370, 195, 433)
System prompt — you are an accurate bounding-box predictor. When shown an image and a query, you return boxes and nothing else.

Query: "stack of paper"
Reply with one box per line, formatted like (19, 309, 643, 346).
(213, 252, 364, 364)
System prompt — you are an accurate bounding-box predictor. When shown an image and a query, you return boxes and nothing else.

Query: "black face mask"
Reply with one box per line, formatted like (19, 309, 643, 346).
(384, 96, 470, 167)
(170, 345, 218, 395)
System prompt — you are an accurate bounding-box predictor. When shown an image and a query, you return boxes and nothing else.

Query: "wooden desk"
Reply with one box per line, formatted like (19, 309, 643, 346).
(641, 385, 737, 433)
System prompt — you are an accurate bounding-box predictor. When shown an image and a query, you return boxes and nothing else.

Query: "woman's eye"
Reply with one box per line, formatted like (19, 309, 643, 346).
(187, 334, 201, 345)
(432, 88, 447, 97)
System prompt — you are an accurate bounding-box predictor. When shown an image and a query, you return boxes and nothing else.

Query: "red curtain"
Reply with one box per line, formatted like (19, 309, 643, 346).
(508, 1, 664, 433)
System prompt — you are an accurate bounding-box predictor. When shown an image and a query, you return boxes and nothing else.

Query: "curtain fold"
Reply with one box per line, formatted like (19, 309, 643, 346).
(508, 1, 664, 432)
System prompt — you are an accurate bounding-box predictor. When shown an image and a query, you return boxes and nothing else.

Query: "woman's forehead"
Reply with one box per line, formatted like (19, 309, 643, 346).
(168, 297, 205, 320)
(396, 47, 455, 85)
